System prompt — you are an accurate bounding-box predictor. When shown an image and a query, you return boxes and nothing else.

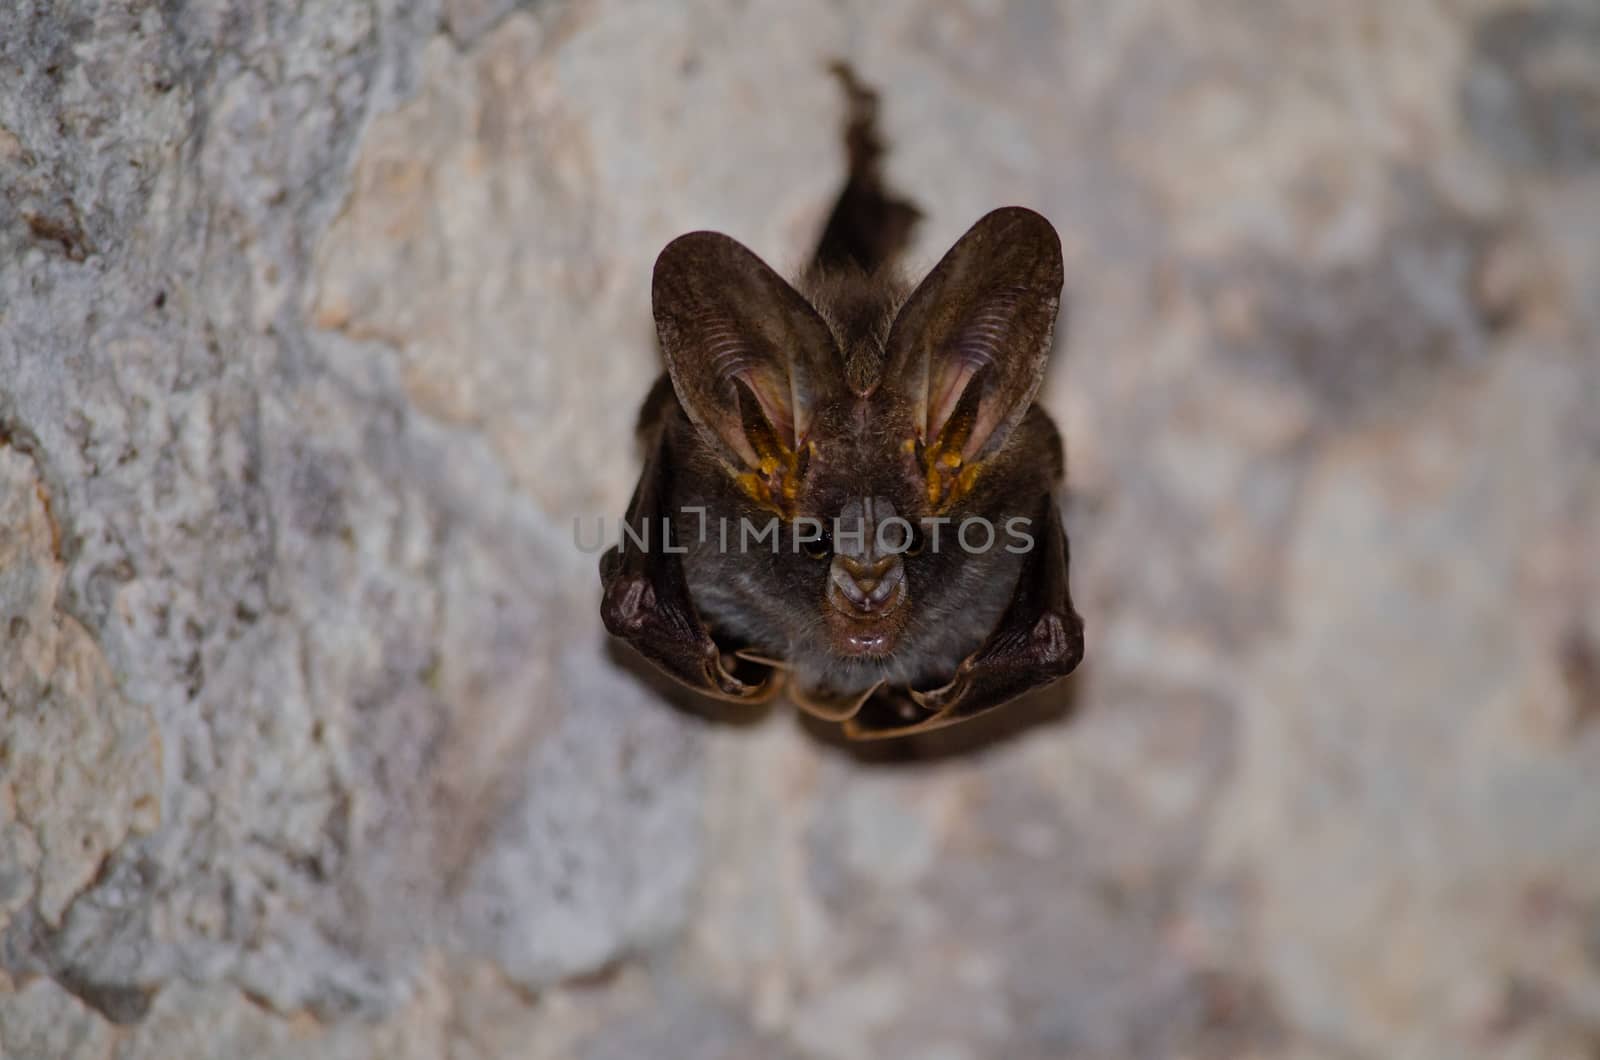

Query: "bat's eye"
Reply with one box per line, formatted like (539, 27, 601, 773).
(904, 522, 926, 556)
(876, 518, 922, 556)
(801, 527, 832, 560)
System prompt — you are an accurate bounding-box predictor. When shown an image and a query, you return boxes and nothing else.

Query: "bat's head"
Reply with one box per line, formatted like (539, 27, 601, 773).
(652, 208, 1064, 690)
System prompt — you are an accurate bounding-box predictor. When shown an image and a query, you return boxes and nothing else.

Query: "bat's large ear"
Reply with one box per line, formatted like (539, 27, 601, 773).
(884, 207, 1063, 466)
(653, 232, 840, 471)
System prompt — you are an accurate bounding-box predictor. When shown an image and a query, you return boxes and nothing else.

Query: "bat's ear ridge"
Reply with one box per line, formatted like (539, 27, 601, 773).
(652, 231, 841, 469)
(884, 207, 1064, 462)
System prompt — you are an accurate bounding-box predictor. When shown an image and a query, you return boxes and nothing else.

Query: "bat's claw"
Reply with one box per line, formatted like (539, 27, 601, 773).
(703, 644, 783, 703)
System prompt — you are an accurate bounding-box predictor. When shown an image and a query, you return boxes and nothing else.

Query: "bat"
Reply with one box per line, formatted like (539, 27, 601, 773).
(600, 66, 1083, 740)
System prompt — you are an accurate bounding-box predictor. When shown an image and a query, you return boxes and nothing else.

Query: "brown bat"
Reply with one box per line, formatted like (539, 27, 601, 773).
(600, 67, 1083, 740)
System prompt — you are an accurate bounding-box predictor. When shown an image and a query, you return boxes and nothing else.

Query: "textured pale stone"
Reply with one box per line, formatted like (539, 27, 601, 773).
(0, 447, 161, 931)
(0, 979, 118, 1060)
(1, 0, 705, 1028)
(1208, 352, 1600, 1057)
(0, 0, 1596, 1057)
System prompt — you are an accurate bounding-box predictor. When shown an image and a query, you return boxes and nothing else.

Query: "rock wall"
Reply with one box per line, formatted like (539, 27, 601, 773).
(1, 1, 1597, 1057)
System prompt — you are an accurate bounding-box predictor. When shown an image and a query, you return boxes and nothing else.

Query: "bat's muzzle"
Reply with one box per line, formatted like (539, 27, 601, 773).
(825, 554, 908, 657)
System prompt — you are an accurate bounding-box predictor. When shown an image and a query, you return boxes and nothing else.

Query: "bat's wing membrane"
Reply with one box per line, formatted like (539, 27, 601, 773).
(600, 422, 780, 704)
(788, 679, 884, 724)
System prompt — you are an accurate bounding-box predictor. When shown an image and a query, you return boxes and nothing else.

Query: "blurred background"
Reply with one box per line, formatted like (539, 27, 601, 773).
(1, 0, 1598, 1057)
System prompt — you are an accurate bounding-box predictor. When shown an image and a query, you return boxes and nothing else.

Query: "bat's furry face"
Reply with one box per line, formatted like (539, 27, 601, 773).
(654, 208, 1063, 702)
(669, 376, 1041, 699)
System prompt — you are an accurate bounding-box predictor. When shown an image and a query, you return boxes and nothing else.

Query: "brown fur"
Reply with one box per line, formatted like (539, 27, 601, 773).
(601, 67, 1083, 738)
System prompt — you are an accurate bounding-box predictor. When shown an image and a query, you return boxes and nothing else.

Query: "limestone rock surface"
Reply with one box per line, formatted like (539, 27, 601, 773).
(1, 1, 1597, 1058)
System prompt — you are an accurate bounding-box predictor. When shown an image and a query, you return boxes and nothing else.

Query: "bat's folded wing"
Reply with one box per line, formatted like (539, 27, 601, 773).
(600, 429, 780, 704)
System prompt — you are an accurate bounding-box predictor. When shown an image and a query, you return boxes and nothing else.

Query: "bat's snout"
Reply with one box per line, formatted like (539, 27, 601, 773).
(831, 555, 903, 611)
(822, 496, 911, 657)
(825, 555, 907, 658)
